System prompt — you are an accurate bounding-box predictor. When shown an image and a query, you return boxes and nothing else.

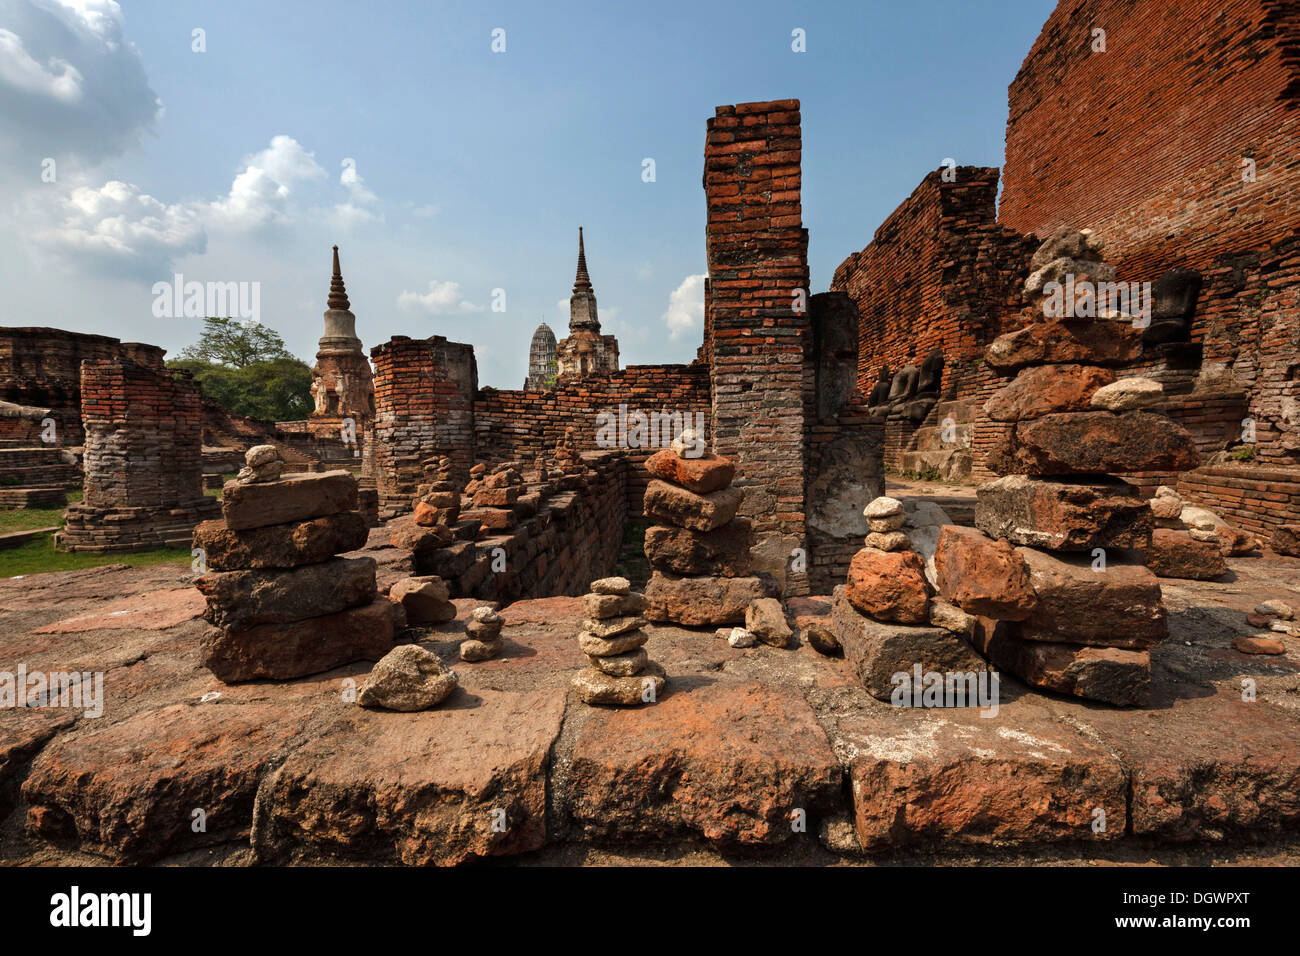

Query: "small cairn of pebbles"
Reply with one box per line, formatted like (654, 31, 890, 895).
(359, 644, 458, 711)
(414, 455, 460, 529)
(571, 576, 666, 705)
(462, 605, 505, 661)
(237, 444, 285, 483)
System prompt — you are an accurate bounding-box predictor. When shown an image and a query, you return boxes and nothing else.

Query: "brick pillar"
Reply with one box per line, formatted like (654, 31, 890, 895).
(704, 99, 811, 593)
(58, 360, 217, 552)
(370, 336, 476, 520)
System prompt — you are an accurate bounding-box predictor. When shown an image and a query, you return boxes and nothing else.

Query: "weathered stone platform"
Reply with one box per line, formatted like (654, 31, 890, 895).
(2, 552, 1299, 866)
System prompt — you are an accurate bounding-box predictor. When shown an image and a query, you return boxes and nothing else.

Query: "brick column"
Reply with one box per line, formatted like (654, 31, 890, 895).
(704, 99, 811, 592)
(58, 360, 217, 552)
(370, 336, 476, 519)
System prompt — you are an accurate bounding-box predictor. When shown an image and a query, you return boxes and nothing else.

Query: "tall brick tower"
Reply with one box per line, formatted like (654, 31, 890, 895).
(309, 245, 375, 449)
(556, 228, 619, 380)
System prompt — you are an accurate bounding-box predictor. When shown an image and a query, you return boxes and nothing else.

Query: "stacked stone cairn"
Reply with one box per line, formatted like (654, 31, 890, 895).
(461, 605, 505, 661)
(1144, 485, 1252, 578)
(642, 431, 776, 628)
(194, 445, 393, 682)
(413, 455, 460, 531)
(934, 228, 1204, 706)
(831, 495, 988, 703)
(572, 576, 666, 705)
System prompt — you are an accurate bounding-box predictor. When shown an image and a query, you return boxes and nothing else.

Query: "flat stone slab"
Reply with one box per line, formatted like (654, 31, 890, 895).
(829, 695, 1127, 851)
(566, 680, 842, 846)
(22, 701, 314, 862)
(220, 470, 359, 531)
(255, 688, 565, 866)
(32, 588, 204, 633)
(1074, 689, 1300, 841)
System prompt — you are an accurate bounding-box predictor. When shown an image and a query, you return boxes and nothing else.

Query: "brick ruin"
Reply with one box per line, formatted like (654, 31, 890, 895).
(829, 0, 1300, 547)
(356, 99, 881, 601)
(57, 360, 218, 551)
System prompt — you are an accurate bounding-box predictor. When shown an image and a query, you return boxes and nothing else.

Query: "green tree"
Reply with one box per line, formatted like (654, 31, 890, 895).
(169, 319, 313, 423)
(177, 316, 295, 367)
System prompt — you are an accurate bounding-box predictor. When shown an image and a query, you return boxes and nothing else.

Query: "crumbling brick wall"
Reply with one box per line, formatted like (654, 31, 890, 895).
(474, 363, 710, 514)
(1000, 0, 1300, 283)
(704, 98, 813, 588)
(423, 451, 629, 602)
(830, 168, 1035, 478)
(57, 360, 217, 552)
(0, 327, 164, 446)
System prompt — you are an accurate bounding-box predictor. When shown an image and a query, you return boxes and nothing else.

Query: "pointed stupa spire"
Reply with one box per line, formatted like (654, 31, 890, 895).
(327, 244, 350, 311)
(573, 227, 591, 292)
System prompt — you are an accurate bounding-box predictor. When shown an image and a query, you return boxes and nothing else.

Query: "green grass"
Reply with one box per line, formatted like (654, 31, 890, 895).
(0, 533, 191, 578)
(0, 489, 80, 534)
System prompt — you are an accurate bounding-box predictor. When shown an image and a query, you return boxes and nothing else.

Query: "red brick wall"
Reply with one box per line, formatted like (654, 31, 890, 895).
(704, 99, 811, 561)
(1000, 0, 1300, 285)
(1177, 464, 1300, 546)
(474, 363, 710, 514)
(829, 168, 1034, 476)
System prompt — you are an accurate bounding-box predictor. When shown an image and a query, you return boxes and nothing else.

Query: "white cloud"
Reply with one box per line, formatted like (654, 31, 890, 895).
(209, 135, 326, 230)
(662, 273, 706, 340)
(0, 27, 84, 101)
(0, 0, 161, 179)
(397, 280, 485, 315)
(331, 159, 380, 229)
(411, 203, 440, 218)
(32, 178, 206, 278)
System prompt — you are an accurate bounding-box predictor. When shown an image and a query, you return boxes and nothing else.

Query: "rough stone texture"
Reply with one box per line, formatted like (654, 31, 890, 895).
(1074, 690, 1300, 840)
(975, 475, 1153, 551)
(989, 411, 1200, 476)
(577, 629, 648, 657)
(1017, 547, 1167, 648)
(390, 575, 456, 624)
(566, 681, 841, 845)
(200, 599, 396, 682)
(643, 519, 752, 576)
(1142, 527, 1229, 580)
(845, 548, 932, 624)
(838, 699, 1127, 851)
(220, 470, 359, 531)
(22, 702, 312, 861)
(644, 571, 777, 627)
(1090, 377, 1165, 411)
(571, 661, 667, 706)
(971, 618, 1151, 707)
(358, 645, 458, 711)
(644, 449, 736, 494)
(985, 320, 1144, 373)
(984, 364, 1115, 422)
(193, 512, 370, 571)
(580, 592, 648, 620)
(833, 587, 987, 702)
(745, 597, 793, 648)
(256, 689, 565, 865)
(386, 514, 454, 555)
(643, 480, 743, 532)
(1272, 525, 1300, 557)
(195, 556, 377, 631)
(933, 525, 1038, 620)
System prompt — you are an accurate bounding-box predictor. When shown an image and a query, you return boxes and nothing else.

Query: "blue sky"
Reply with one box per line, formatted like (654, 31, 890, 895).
(0, 0, 1055, 388)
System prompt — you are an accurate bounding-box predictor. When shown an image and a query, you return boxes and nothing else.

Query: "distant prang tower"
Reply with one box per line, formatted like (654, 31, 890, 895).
(309, 245, 375, 445)
(524, 321, 557, 389)
(555, 227, 619, 380)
